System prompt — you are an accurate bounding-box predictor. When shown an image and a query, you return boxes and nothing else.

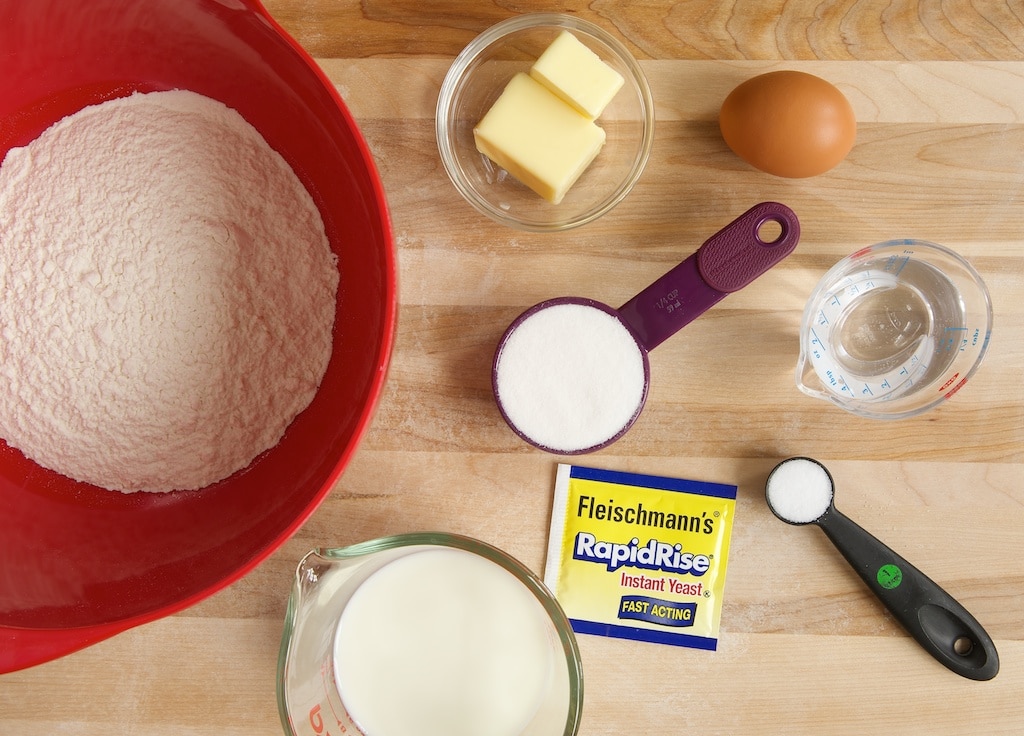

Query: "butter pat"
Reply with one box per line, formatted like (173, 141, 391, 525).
(474, 72, 606, 204)
(530, 31, 624, 118)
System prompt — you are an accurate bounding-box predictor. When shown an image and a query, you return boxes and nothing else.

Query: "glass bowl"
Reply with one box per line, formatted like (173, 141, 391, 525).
(436, 13, 654, 232)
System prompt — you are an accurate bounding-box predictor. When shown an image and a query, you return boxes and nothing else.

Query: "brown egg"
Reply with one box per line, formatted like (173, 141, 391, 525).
(719, 70, 856, 178)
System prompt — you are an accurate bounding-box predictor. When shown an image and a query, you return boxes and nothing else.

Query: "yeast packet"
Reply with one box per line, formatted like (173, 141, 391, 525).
(544, 464, 737, 651)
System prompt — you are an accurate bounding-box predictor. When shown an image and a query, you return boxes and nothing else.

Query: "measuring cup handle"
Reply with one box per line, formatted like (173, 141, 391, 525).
(697, 202, 800, 292)
(818, 507, 999, 681)
(618, 202, 800, 351)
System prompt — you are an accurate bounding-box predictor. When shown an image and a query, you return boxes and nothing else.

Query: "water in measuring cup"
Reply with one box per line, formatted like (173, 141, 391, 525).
(811, 256, 965, 400)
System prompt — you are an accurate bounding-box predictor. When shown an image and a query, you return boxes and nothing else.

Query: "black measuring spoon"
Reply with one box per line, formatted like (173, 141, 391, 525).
(765, 456, 999, 681)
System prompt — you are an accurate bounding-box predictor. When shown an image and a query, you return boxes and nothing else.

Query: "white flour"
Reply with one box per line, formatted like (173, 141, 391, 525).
(0, 90, 338, 493)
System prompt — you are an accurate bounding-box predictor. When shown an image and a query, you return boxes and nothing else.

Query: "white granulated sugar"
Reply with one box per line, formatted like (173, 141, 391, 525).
(0, 90, 338, 493)
(494, 302, 646, 453)
(766, 458, 834, 524)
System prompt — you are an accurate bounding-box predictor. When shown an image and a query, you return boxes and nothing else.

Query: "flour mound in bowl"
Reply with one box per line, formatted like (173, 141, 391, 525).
(0, 90, 339, 493)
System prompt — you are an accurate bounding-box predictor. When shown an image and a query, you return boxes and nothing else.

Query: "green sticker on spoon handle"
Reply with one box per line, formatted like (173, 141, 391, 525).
(877, 563, 903, 589)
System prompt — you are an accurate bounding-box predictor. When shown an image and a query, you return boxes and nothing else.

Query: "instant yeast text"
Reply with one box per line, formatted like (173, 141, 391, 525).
(545, 464, 737, 650)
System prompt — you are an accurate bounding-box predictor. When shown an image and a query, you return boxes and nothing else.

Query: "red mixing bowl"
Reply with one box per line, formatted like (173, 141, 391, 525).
(0, 0, 396, 672)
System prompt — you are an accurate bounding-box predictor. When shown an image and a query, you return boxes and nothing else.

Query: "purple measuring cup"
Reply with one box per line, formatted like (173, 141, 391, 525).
(492, 201, 800, 454)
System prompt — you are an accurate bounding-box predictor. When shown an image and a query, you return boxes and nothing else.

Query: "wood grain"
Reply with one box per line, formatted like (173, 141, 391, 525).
(2, 1, 1023, 735)
(263, 1, 1024, 61)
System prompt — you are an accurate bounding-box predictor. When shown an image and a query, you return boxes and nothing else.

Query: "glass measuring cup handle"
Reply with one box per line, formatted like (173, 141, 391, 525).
(816, 507, 999, 681)
(617, 201, 800, 351)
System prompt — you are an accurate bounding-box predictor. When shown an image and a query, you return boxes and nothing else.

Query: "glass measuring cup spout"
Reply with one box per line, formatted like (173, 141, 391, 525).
(618, 201, 800, 351)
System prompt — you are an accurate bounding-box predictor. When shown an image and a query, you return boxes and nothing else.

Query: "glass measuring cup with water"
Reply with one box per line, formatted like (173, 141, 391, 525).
(276, 533, 583, 736)
(796, 240, 992, 419)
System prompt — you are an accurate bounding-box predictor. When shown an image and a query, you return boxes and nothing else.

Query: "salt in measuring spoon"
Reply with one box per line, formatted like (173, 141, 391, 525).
(492, 201, 800, 454)
(765, 456, 999, 681)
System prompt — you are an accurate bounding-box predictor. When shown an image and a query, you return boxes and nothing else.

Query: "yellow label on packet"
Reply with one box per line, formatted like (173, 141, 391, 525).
(544, 464, 736, 650)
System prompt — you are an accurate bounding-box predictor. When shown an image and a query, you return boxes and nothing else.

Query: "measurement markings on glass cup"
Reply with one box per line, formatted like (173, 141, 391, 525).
(883, 254, 911, 275)
(942, 325, 974, 353)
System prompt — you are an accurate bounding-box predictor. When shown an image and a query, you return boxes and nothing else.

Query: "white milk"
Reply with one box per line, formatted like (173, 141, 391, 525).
(332, 548, 556, 736)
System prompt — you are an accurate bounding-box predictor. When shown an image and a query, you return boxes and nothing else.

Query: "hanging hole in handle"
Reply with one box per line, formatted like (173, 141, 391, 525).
(756, 216, 785, 245)
(953, 636, 975, 657)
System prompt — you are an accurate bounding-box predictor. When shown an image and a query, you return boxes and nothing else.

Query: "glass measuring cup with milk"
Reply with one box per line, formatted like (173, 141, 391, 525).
(796, 240, 992, 419)
(277, 533, 583, 736)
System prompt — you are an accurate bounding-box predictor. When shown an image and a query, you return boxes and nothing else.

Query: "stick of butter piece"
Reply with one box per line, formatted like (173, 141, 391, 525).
(530, 31, 625, 119)
(473, 72, 606, 204)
